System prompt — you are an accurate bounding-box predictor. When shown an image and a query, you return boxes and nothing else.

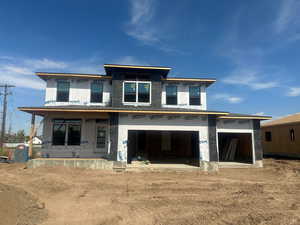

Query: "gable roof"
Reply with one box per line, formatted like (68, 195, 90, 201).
(261, 113, 300, 127)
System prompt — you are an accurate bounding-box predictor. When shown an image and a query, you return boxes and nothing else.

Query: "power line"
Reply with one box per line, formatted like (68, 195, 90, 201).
(0, 84, 15, 149)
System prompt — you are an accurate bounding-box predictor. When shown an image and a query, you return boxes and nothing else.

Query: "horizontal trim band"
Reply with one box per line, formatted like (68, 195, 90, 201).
(218, 116, 272, 120)
(162, 78, 216, 82)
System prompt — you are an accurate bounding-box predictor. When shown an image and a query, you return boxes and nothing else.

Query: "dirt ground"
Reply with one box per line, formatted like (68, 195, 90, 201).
(0, 159, 299, 225)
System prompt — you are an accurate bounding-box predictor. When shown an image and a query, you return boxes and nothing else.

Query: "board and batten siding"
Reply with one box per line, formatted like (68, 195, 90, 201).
(45, 78, 111, 106)
(161, 83, 207, 110)
(117, 114, 210, 162)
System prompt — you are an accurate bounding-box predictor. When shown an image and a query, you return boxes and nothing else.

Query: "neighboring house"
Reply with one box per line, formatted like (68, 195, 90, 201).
(19, 64, 270, 169)
(27, 137, 42, 145)
(261, 113, 300, 158)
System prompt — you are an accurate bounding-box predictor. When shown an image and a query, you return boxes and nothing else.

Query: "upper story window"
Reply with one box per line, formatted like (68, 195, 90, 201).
(189, 86, 201, 106)
(90, 80, 103, 103)
(166, 85, 177, 105)
(57, 81, 70, 102)
(123, 81, 151, 104)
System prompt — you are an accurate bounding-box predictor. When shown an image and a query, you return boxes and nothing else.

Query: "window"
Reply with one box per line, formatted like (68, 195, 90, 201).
(96, 128, 106, 148)
(189, 86, 201, 106)
(67, 124, 81, 145)
(52, 119, 81, 146)
(124, 82, 136, 102)
(138, 83, 150, 102)
(166, 85, 177, 105)
(52, 124, 66, 145)
(290, 129, 295, 142)
(123, 81, 151, 104)
(90, 81, 103, 103)
(265, 131, 272, 142)
(57, 81, 70, 102)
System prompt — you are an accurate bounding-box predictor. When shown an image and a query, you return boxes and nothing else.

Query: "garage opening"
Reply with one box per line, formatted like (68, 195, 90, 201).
(127, 130, 199, 166)
(218, 133, 253, 163)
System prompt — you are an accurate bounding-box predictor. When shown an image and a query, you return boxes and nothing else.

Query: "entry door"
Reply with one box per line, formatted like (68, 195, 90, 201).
(94, 125, 108, 153)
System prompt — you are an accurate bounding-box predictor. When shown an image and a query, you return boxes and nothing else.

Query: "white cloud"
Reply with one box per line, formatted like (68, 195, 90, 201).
(25, 58, 67, 70)
(213, 93, 243, 104)
(126, 0, 158, 44)
(125, 0, 185, 54)
(113, 56, 148, 66)
(286, 87, 300, 97)
(274, 0, 300, 41)
(254, 112, 265, 116)
(223, 68, 279, 90)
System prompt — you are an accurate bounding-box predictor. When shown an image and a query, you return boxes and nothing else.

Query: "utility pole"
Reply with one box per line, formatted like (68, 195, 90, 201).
(0, 84, 15, 149)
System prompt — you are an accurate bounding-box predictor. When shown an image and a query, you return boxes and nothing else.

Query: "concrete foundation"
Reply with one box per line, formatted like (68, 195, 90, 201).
(27, 158, 114, 170)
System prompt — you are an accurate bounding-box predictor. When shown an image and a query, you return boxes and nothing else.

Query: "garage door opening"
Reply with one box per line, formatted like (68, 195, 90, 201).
(127, 130, 199, 166)
(218, 133, 253, 164)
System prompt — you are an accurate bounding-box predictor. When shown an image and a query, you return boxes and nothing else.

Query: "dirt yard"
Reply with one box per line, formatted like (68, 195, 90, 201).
(0, 159, 299, 225)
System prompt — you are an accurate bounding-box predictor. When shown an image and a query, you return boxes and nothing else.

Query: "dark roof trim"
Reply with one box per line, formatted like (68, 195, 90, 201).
(36, 72, 111, 80)
(103, 64, 171, 70)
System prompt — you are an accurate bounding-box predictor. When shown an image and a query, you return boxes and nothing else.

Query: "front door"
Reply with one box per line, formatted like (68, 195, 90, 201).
(94, 125, 108, 153)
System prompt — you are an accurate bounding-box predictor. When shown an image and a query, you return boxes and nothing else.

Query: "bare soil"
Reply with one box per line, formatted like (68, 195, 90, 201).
(0, 158, 299, 225)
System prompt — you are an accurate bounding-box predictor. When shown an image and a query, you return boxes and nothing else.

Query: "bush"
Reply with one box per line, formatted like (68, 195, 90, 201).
(0, 148, 9, 157)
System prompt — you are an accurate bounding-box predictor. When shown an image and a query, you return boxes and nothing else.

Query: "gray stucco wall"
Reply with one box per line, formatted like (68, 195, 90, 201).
(253, 120, 263, 161)
(111, 73, 162, 108)
(208, 115, 218, 161)
(109, 112, 119, 160)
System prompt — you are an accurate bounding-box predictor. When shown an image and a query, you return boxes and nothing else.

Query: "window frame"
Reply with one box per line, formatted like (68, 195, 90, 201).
(122, 81, 151, 105)
(189, 86, 201, 106)
(165, 85, 178, 105)
(52, 119, 82, 146)
(90, 80, 103, 103)
(56, 80, 70, 102)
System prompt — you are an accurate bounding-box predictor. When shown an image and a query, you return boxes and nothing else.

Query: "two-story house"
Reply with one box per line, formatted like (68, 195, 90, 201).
(19, 64, 271, 170)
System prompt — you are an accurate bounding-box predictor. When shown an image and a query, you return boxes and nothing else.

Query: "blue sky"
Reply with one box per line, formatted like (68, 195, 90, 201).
(0, 0, 300, 133)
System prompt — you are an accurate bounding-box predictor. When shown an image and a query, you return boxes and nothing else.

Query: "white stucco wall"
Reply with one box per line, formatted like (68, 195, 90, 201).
(216, 119, 255, 163)
(117, 114, 210, 162)
(161, 83, 207, 110)
(45, 78, 111, 106)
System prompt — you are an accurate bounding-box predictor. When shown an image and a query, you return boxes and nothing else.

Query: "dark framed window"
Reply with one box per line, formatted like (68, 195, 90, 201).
(265, 131, 272, 142)
(52, 124, 66, 145)
(96, 128, 106, 148)
(138, 83, 150, 103)
(124, 82, 136, 102)
(123, 81, 151, 103)
(57, 81, 70, 102)
(67, 124, 81, 145)
(189, 86, 201, 106)
(290, 129, 295, 141)
(52, 119, 81, 146)
(90, 81, 103, 103)
(166, 85, 177, 105)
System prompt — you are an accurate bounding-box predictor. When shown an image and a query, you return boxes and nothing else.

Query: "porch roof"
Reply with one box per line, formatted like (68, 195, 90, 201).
(18, 106, 229, 116)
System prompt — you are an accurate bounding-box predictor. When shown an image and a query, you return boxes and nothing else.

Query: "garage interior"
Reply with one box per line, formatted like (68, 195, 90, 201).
(218, 133, 253, 163)
(127, 130, 199, 166)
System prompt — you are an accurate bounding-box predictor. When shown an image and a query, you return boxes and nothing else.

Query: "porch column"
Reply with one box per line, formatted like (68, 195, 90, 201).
(28, 113, 36, 159)
(109, 112, 119, 160)
(253, 120, 263, 161)
(208, 115, 218, 162)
